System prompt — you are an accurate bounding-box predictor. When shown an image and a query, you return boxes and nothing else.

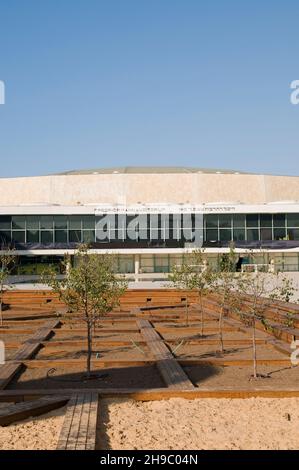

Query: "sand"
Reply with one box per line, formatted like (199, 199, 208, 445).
(97, 397, 299, 450)
(0, 406, 65, 450)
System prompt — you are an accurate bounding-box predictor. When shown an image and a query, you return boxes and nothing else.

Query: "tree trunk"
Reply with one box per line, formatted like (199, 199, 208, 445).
(86, 320, 92, 377)
(200, 293, 204, 336)
(252, 313, 257, 378)
(218, 304, 224, 354)
(185, 297, 189, 327)
(0, 282, 3, 328)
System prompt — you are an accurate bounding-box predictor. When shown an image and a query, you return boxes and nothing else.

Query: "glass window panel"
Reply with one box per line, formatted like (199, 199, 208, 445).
(82, 216, 95, 230)
(218, 215, 232, 228)
(260, 214, 272, 228)
(26, 216, 39, 230)
(206, 229, 218, 242)
(274, 228, 286, 240)
(287, 229, 299, 241)
(41, 231, 53, 244)
(0, 216, 11, 230)
(54, 216, 68, 230)
(82, 230, 95, 243)
(40, 216, 53, 230)
(287, 214, 299, 228)
(12, 216, 26, 229)
(233, 228, 246, 241)
(27, 230, 39, 243)
(0, 231, 11, 242)
(219, 229, 232, 242)
(205, 215, 218, 228)
(55, 230, 68, 243)
(12, 231, 25, 243)
(69, 230, 82, 242)
(246, 214, 259, 227)
(273, 214, 286, 228)
(69, 216, 81, 230)
(247, 228, 259, 241)
(233, 214, 245, 228)
(261, 228, 272, 240)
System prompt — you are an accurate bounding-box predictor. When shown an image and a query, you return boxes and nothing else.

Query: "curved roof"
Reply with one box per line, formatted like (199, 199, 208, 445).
(57, 166, 252, 176)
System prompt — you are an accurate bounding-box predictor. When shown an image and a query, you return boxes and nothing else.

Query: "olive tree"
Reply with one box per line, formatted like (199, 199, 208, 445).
(42, 245, 127, 377)
(212, 244, 239, 355)
(169, 249, 213, 333)
(234, 257, 293, 379)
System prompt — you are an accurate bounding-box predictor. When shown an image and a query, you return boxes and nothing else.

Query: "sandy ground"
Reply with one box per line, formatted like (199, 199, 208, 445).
(0, 405, 65, 450)
(97, 397, 299, 450)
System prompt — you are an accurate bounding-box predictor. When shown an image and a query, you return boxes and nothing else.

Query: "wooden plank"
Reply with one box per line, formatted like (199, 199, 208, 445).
(136, 319, 194, 390)
(0, 363, 23, 390)
(0, 395, 69, 426)
(10, 319, 61, 361)
(57, 393, 98, 451)
(2, 388, 299, 401)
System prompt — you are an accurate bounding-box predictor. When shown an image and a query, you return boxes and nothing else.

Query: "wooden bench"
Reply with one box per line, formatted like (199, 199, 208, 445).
(57, 393, 99, 450)
(136, 319, 194, 390)
(0, 395, 69, 426)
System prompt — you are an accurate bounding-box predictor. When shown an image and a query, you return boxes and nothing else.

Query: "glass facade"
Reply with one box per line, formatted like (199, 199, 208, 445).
(0, 213, 299, 248)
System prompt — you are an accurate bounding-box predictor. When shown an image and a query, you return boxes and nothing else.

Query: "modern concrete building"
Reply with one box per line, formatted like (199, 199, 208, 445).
(1, 166, 299, 280)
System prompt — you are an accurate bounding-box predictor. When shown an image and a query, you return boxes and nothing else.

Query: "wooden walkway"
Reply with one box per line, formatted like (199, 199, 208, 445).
(137, 319, 194, 390)
(57, 393, 99, 450)
(0, 395, 69, 426)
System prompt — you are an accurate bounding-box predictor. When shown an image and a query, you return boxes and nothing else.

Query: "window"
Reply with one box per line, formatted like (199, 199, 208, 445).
(12, 231, 25, 243)
(206, 229, 218, 242)
(40, 216, 53, 230)
(12, 216, 25, 230)
(287, 214, 299, 228)
(261, 228, 272, 240)
(219, 229, 232, 242)
(205, 215, 218, 228)
(55, 230, 68, 243)
(246, 214, 259, 227)
(82, 216, 95, 230)
(273, 214, 285, 228)
(69, 216, 81, 230)
(233, 228, 245, 241)
(69, 230, 81, 243)
(247, 229, 259, 241)
(233, 214, 245, 228)
(260, 214, 272, 228)
(27, 230, 39, 243)
(26, 216, 39, 230)
(54, 216, 68, 230)
(218, 215, 231, 228)
(288, 228, 299, 241)
(0, 216, 11, 230)
(41, 231, 53, 244)
(82, 230, 95, 243)
(274, 228, 286, 240)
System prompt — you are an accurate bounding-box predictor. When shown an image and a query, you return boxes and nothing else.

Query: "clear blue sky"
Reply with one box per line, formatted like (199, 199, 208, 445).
(0, 0, 299, 177)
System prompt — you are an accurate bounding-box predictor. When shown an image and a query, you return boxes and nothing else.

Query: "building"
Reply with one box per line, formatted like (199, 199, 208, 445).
(1, 166, 299, 280)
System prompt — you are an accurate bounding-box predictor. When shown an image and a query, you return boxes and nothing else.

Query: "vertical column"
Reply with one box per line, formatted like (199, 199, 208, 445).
(134, 254, 140, 283)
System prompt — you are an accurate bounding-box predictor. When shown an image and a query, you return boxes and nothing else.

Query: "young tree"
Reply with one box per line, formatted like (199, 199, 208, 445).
(234, 256, 294, 379)
(0, 248, 17, 327)
(169, 249, 213, 332)
(42, 245, 127, 378)
(212, 244, 239, 355)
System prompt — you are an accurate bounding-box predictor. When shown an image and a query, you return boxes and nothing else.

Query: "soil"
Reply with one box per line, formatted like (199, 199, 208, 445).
(7, 364, 165, 390)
